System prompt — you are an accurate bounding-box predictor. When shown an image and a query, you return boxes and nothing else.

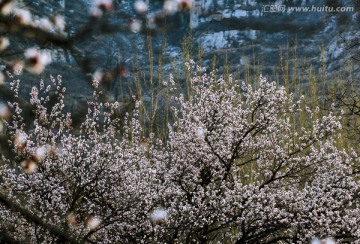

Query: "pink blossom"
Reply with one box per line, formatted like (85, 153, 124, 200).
(163, 0, 178, 15)
(85, 216, 101, 230)
(0, 63, 359, 243)
(21, 159, 37, 174)
(134, 0, 148, 14)
(13, 8, 32, 25)
(24, 48, 52, 74)
(0, 0, 15, 15)
(0, 102, 11, 120)
(129, 19, 142, 33)
(90, 0, 113, 18)
(0, 37, 10, 51)
(53, 15, 65, 31)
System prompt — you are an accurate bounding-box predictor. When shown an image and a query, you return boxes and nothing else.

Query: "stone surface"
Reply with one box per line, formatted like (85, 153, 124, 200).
(1, 0, 360, 108)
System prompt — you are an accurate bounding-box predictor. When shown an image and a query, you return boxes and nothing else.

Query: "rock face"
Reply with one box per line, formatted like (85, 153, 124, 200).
(190, 0, 359, 81)
(2, 0, 360, 104)
(69, 0, 359, 83)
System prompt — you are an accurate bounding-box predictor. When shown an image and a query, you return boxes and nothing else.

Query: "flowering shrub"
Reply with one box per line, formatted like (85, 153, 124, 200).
(0, 66, 359, 243)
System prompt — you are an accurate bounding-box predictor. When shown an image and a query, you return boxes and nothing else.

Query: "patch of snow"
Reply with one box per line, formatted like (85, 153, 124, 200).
(233, 9, 248, 17)
(198, 30, 242, 51)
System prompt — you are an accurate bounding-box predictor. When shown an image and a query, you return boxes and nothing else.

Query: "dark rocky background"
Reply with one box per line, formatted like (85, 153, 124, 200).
(0, 0, 359, 120)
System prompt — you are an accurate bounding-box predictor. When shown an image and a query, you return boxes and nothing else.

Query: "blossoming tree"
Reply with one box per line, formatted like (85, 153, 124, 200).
(0, 64, 359, 243)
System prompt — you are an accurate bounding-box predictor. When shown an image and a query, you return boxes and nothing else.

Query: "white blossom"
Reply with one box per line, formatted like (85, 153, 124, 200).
(90, 0, 113, 18)
(85, 216, 101, 230)
(129, 19, 142, 33)
(0, 37, 10, 51)
(14, 131, 27, 148)
(0, 63, 358, 243)
(163, 0, 178, 15)
(150, 209, 168, 225)
(24, 48, 52, 74)
(34, 145, 48, 162)
(54, 15, 65, 31)
(134, 0, 148, 14)
(0, 1, 15, 15)
(33, 18, 53, 32)
(21, 159, 37, 174)
(0, 103, 11, 120)
(13, 8, 32, 25)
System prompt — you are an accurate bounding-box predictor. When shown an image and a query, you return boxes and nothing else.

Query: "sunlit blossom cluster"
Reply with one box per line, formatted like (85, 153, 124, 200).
(0, 65, 359, 243)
